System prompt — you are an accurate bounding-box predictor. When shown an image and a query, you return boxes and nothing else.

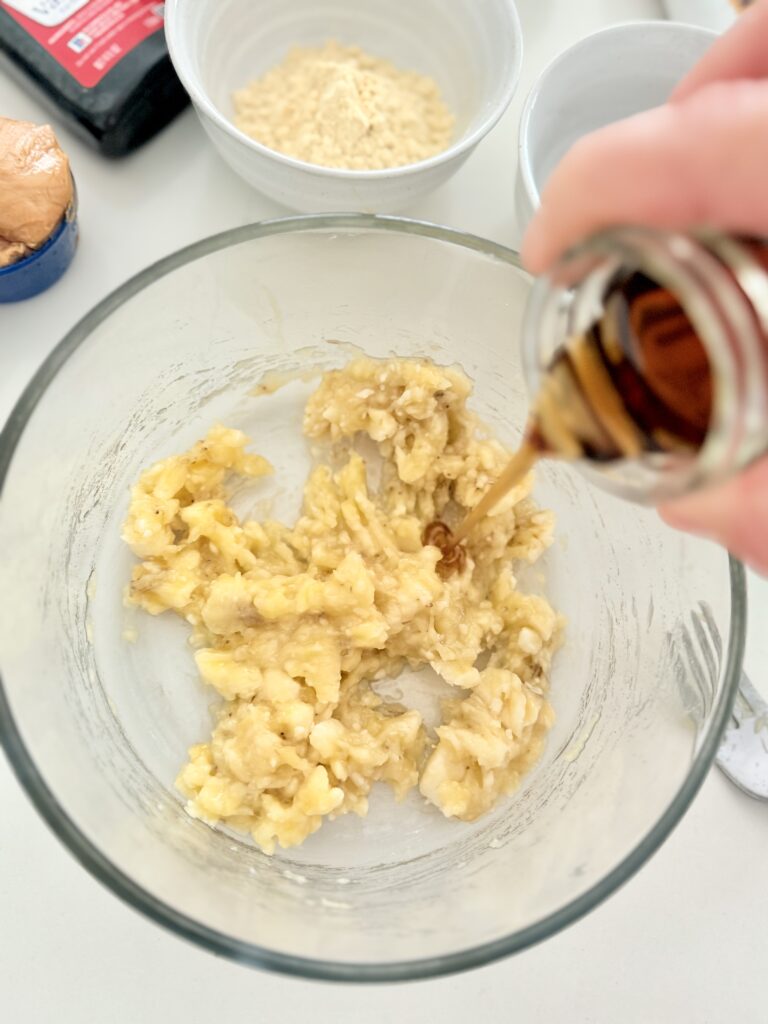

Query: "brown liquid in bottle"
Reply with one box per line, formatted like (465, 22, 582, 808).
(424, 271, 714, 571)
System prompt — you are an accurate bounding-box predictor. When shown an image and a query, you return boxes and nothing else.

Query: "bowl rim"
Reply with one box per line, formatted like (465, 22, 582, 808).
(0, 213, 745, 982)
(163, 0, 523, 180)
(517, 19, 717, 210)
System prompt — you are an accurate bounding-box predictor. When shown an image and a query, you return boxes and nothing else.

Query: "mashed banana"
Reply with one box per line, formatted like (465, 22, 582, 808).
(123, 359, 562, 854)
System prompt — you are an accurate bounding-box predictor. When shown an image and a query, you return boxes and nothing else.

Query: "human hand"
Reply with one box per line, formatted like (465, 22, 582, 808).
(521, 0, 768, 573)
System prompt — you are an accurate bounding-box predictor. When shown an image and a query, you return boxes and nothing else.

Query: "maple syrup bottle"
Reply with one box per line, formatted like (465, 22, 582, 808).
(521, 228, 768, 503)
(426, 228, 768, 566)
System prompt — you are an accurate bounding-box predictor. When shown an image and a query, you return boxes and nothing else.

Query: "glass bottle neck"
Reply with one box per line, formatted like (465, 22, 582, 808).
(522, 228, 768, 504)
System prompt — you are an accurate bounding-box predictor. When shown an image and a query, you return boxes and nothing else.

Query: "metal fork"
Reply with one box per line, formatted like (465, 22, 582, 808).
(715, 673, 768, 799)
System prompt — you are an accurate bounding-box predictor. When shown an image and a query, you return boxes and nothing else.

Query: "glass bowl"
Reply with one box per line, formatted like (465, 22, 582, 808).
(0, 216, 744, 981)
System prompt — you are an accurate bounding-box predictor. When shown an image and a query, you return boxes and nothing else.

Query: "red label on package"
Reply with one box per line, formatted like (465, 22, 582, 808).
(0, 0, 165, 87)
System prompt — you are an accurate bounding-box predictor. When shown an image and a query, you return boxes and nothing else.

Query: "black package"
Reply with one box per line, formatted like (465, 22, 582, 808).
(0, 1, 188, 156)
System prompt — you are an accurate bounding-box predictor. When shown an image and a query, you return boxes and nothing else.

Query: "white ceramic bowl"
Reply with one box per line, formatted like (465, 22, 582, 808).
(515, 21, 716, 231)
(165, 0, 523, 213)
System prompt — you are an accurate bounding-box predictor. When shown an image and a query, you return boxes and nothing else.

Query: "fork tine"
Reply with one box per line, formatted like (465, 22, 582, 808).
(736, 673, 766, 716)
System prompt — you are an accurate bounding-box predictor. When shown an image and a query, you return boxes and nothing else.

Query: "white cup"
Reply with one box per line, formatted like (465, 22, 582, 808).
(516, 21, 717, 233)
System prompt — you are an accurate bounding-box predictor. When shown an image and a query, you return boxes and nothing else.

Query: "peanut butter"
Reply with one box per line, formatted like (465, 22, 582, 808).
(0, 117, 73, 269)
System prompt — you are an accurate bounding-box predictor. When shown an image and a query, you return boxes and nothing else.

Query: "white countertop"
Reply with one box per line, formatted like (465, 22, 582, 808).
(2, 2, 767, 1021)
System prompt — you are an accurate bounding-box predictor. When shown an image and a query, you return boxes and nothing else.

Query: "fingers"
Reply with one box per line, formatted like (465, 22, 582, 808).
(659, 456, 768, 575)
(671, 0, 768, 102)
(522, 78, 768, 274)
(518, 9, 768, 569)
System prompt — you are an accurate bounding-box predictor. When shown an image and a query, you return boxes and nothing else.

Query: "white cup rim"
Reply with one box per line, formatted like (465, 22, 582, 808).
(517, 18, 718, 213)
